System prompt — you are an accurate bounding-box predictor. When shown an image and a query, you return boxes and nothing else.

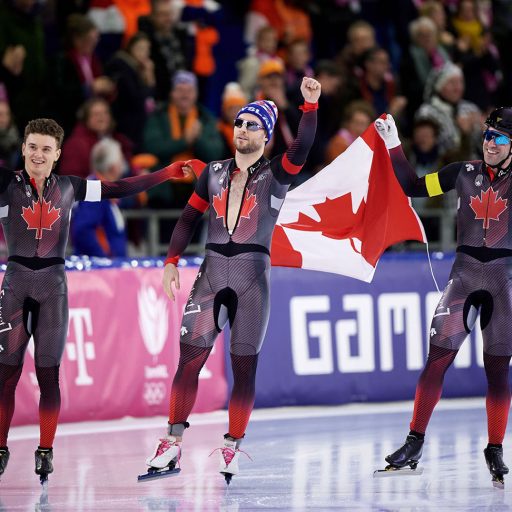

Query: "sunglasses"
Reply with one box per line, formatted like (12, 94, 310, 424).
(233, 118, 264, 131)
(483, 130, 511, 145)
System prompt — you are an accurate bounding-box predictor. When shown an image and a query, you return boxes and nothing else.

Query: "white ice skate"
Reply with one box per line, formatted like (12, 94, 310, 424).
(212, 438, 251, 485)
(138, 436, 181, 482)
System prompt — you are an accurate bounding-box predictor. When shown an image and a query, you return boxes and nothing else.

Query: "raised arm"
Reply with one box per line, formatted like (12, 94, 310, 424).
(271, 77, 320, 183)
(375, 114, 460, 197)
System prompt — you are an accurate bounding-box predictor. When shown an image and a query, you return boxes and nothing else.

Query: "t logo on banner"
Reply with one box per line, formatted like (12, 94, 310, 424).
(67, 308, 95, 386)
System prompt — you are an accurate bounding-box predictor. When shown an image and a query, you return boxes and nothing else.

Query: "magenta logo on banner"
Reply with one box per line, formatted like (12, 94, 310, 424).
(138, 284, 170, 406)
(138, 285, 168, 357)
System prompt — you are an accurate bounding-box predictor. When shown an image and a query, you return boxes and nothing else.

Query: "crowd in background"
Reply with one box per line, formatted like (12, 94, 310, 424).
(0, 0, 510, 257)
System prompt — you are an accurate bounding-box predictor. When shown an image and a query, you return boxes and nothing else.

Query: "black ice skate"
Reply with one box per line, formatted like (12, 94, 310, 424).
(35, 448, 53, 486)
(0, 448, 9, 478)
(373, 435, 424, 477)
(484, 445, 509, 489)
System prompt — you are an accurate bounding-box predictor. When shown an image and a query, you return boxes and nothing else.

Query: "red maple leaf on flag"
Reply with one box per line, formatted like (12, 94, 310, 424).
(22, 199, 61, 239)
(281, 194, 366, 241)
(240, 190, 257, 219)
(469, 187, 508, 229)
(212, 187, 228, 225)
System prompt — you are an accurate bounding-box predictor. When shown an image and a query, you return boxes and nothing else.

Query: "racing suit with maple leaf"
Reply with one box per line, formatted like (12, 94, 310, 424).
(390, 147, 511, 444)
(164, 106, 317, 441)
(0, 163, 185, 450)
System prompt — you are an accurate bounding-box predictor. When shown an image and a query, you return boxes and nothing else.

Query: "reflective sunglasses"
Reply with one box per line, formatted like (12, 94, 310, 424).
(483, 129, 511, 145)
(233, 118, 264, 131)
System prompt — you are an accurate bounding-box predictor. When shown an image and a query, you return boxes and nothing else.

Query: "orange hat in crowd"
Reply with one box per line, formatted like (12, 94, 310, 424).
(258, 58, 285, 78)
(222, 83, 248, 111)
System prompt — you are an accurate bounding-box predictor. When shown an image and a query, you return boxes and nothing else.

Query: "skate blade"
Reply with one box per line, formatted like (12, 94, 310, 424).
(221, 471, 233, 485)
(137, 467, 181, 482)
(373, 467, 424, 478)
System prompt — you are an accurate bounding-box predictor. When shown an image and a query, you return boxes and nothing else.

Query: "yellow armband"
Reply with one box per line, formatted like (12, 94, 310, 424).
(425, 172, 443, 197)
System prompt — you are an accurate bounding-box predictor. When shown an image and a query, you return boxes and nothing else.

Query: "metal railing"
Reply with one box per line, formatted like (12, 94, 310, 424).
(122, 209, 205, 256)
(120, 206, 457, 257)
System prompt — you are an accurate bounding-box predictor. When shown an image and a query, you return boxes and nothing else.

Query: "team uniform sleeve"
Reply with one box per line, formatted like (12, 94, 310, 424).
(164, 167, 210, 266)
(389, 146, 462, 197)
(0, 166, 20, 197)
(270, 104, 318, 185)
(71, 162, 188, 202)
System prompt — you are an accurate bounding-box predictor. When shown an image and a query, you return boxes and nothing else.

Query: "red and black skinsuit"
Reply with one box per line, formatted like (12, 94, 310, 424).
(0, 165, 181, 450)
(164, 104, 317, 441)
(391, 148, 512, 445)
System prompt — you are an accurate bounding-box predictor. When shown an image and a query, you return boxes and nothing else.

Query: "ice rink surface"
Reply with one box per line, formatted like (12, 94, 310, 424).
(1, 398, 510, 511)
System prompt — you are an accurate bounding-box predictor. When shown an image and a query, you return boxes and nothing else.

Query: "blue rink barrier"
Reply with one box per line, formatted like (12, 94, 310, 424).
(254, 251, 493, 408)
(2, 252, 490, 409)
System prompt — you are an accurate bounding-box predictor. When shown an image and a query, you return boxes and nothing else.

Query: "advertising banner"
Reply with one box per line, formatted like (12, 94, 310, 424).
(255, 254, 489, 407)
(11, 266, 227, 426)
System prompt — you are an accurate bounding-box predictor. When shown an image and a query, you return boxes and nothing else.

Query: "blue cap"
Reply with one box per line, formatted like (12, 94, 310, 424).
(236, 100, 278, 143)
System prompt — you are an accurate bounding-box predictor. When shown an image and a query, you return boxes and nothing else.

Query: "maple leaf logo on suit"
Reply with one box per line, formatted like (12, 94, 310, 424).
(469, 187, 508, 229)
(21, 199, 61, 239)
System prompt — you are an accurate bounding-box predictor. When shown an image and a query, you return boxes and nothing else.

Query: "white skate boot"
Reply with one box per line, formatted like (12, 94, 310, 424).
(214, 437, 251, 485)
(138, 436, 181, 482)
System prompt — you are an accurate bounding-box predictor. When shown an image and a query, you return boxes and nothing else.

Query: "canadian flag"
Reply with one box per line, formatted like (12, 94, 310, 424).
(270, 122, 426, 282)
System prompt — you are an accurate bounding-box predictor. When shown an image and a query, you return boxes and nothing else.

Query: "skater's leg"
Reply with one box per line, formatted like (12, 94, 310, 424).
(168, 343, 213, 429)
(33, 283, 68, 450)
(218, 256, 269, 483)
(35, 366, 60, 449)
(145, 265, 219, 474)
(0, 364, 23, 447)
(145, 344, 212, 470)
(0, 268, 33, 447)
(226, 255, 269, 440)
(228, 353, 259, 439)
(409, 344, 458, 433)
(168, 260, 220, 430)
(383, 344, 456, 471)
(484, 353, 511, 445)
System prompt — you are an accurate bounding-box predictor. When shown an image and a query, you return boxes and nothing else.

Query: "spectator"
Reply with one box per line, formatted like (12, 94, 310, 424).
(59, 97, 133, 179)
(138, 0, 190, 103)
(87, 0, 130, 63)
(71, 138, 128, 258)
(0, 100, 20, 169)
(218, 82, 248, 159)
(49, 14, 115, 134)
(284, 38, 313, 93)
(401, 16, 451, 130)
(106, 31, 156, 152)
(245, 0, 312, 48)
(336, 20, 377, 84)
(416, 62, 481, 161)
(357, 47, 407, 119)
(304, 59, 351, 174)
(405, 117, 447, 231)
(419, 0, 456, 54)
(255, 58, 300, 158)
(143, 70, 224, 207)
(325, 100, 375, 165)
(0, 0, 46, 129)
(451, 0, 485, 54)
(238, 25, 279, 100)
